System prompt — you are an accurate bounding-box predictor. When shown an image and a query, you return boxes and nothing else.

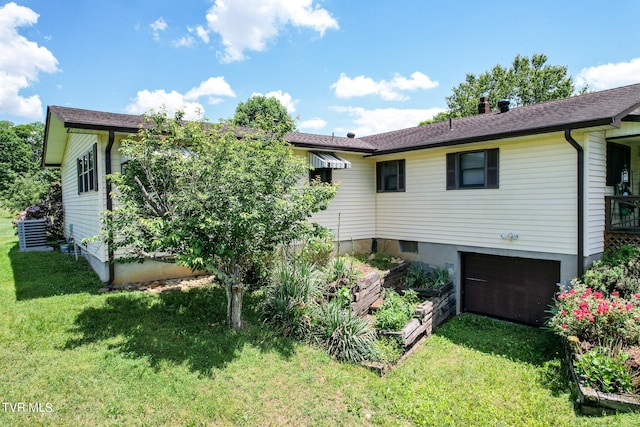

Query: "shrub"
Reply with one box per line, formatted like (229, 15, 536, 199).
(313, 300, 378, 363)
(13, 181, 64, 240)
(574, 345, 633, 394)
(581, 262, 640, 298)
(580, 246, 640, 298)
(601, 245, 640, 267)
(298, 222, 335, 268)
(261, 259, 325, 340)
(547, 281, 640, 345)
(375, 289, 419, 331)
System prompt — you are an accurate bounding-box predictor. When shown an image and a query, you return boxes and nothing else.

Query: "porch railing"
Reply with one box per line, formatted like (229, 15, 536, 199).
(605, 196, 640, 233)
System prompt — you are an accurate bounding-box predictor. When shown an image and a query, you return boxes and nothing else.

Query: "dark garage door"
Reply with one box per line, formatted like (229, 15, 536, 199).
(462, 253, 560, 326)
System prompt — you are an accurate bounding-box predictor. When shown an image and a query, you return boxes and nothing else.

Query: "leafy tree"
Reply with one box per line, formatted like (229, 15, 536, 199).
(0, 121, 33, 193)
(422, 54, 587, 124)
(105, 110, 336, 329)
(0, 121, 59, 211)
(232, 95, 296, 133)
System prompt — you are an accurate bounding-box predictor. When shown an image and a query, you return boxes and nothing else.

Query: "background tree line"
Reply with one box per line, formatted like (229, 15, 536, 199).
(0, 121, 59, 212)
(421, 53, 587, 124)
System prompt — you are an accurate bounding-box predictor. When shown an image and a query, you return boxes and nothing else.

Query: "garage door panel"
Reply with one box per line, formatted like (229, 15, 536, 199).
(463, 253, 560, 326)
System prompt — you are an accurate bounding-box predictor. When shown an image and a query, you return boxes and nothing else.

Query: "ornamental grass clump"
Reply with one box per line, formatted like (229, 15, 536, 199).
(313, 300, 378, 363)
(261, 259, 325, 340)
(405, 264, 449, 290)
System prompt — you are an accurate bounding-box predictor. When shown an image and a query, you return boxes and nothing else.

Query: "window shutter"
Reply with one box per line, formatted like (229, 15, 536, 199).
(376, 162, 382, 192)
(398, 160, 405, 191)
(77, 159, 82, 194)
(486, 148, 499, 189)
(92, 143, 99, 191)
(446, 153, 456, 190)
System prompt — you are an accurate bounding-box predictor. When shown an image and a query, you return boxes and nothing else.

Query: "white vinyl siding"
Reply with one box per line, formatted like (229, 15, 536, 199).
(375, 134, 578, 255)
(301, 151, 375, 241)
(584, 131, 607, 257)
(61, 132, 108, 262)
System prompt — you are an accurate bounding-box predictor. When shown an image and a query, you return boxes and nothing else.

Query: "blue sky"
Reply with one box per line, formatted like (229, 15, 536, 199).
(2, 0, 640, 136)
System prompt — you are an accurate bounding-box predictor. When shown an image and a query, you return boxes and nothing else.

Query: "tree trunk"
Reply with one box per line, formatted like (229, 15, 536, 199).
(225, 265, 245, 330)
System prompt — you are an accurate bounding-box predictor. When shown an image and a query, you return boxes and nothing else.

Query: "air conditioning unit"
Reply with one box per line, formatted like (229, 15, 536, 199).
(17, 219, 53, 252)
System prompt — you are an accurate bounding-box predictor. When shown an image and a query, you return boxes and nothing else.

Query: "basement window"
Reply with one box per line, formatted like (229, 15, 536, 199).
(399, 240, 418, 253)
(77, 143, 98, 194)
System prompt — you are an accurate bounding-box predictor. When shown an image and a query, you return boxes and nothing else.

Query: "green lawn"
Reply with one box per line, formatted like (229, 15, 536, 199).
(1, 211, 639, 426)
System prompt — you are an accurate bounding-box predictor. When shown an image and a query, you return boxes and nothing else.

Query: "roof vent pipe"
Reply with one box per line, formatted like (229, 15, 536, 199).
(498, 100, 510, 113)
(478, 96, 490, 114)
(347, 132, 355, 138)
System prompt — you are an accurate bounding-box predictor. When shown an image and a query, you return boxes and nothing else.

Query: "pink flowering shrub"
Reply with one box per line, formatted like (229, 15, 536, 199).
(548, 280, 640, 345)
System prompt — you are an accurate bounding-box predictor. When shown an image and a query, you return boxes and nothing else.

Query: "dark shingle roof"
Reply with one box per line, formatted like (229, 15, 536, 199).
(46, 106, 376, 153)
(46, 83, 640, 157)
(362, 83, 640, 155)
(286, 131, 376, 152)
(48, 105, 144, 133)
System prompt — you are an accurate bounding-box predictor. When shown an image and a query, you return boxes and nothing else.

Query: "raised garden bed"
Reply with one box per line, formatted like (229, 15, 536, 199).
(327, 258, 410, 315)
(326, 255, 456, 374)
(566, 339, 640, 414)
(379, 299, 433, 348)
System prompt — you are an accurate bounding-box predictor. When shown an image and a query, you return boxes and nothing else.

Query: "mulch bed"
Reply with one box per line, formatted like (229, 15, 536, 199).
(97, 275, 217, 294)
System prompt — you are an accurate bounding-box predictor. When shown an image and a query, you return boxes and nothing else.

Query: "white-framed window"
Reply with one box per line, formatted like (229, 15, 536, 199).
(77, 143, 98, 194)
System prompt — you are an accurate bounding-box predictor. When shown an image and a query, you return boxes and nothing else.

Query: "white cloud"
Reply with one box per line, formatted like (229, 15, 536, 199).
(173, 35, 195, 48)
(125, 89, 204, 120)
(150, 17, 167, 41)
(195, 25, 210, 43)
(126, 77, 236, 120)
(196, 25, 209, 44)
(252, 90, 297, 113)
(299, 118, 327, 130)
(185, 77, 236, 99)
(331, 72, 438, 101)
(0, 2, 59, 119)
(332, 106, 446, 136)
(177, 26, 210, 47)
(205, 0, 338, 63)
(576, 58, 640, 90)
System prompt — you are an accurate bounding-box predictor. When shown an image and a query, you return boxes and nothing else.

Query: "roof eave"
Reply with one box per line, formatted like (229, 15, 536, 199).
(41, 107, 53, 168)
(367, 118, 616, 157)
(62, 121, 140, 134)
(290, 141, 375, 154)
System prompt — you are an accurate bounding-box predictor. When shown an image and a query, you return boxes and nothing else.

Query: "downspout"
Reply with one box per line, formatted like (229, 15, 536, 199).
(564, 129, 585, 277)
(105, 130, 115, 286)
